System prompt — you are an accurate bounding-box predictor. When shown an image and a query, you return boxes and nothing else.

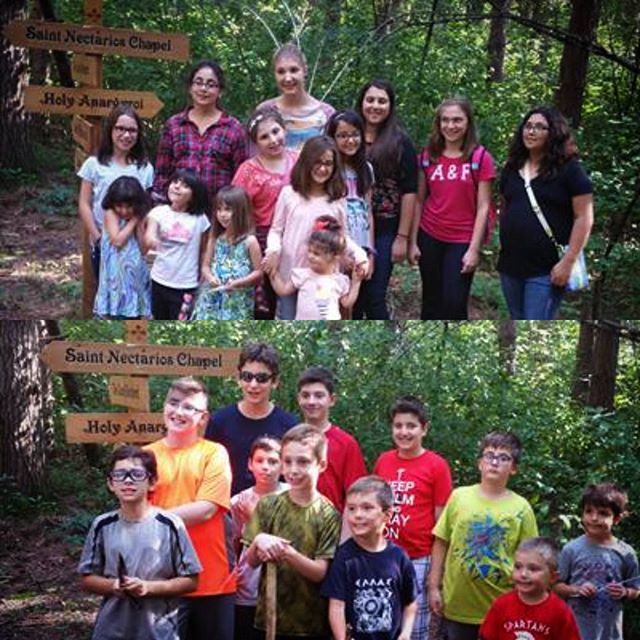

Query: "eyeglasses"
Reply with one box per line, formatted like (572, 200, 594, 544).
(113, 125, 138, 136)
(192, 79, 220, 90)
(239, 371, 274, 384)
(109, 468, 150, 483)
(165, 399, 205, 415)
(480, 452, 513, 465)
(335, 132, 361, 141)
(523, 123, 549, 133)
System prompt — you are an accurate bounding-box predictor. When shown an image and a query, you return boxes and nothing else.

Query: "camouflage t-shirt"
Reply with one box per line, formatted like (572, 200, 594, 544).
(243, 491, 341, 636)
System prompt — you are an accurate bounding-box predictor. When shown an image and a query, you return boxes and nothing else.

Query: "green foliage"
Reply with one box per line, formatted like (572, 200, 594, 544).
(0, 475, 56, 517)
(27, 183, 77, 217)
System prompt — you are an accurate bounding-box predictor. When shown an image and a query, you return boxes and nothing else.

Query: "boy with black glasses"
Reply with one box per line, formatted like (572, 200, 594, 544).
(206, 342, 297, 495)
(429, 431, 538, 640)
(78, 445, 201, 640)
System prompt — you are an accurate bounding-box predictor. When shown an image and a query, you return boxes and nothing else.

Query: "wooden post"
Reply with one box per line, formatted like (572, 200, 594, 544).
(265, 562, 277, 640)
(80, 0, 103, 318)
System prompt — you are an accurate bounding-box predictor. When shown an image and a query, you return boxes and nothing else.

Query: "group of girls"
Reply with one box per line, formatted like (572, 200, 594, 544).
(78, 41, 593, 321)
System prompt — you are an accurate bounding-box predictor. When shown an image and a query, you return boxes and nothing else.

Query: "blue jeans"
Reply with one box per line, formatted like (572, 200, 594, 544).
(276, 293, 297, 320)
(411, 556, 432, 640)
(500, 272, 564, 320)
(418, 230, 473, 320)
(354, 231, 394, 319)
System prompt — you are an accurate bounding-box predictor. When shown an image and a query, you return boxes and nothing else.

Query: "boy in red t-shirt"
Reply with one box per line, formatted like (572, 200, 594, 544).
(297, 366, 367, 513)
(480, 537, 581, 640)
(374, 395, 453, 640)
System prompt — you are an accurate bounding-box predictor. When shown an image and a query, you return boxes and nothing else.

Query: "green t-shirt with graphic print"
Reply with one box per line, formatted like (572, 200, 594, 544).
(242, 491, 341, 636)
(433, 483, 538, 625)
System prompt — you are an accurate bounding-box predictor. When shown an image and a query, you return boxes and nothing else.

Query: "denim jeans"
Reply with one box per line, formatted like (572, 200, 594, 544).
(354, 231, 394, 319)
(500, 272, 564, 320)
(417, 230, 473, 320)
(276, 293, 297, 320)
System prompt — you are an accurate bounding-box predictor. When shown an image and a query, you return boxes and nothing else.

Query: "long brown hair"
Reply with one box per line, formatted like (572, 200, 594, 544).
(97, 104, 148, 167)
(427, 96, 479, 160)
(290, 136, 345, 201)
(213, 185, 255, 243)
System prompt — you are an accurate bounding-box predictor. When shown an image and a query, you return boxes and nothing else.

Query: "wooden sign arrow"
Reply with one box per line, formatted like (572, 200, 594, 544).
(72, 115, 99, 153)
(25, 86, 163, 118)
(41, 341, 239, 376)
(108, 376, 150, 411)
(66, 412, 166, 443)
(3, 20, 189, 61)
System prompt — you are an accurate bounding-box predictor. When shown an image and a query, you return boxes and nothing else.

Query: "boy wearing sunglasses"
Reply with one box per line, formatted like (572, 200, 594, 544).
(78, 445, 201, 640)
(205, 342, 298, 496)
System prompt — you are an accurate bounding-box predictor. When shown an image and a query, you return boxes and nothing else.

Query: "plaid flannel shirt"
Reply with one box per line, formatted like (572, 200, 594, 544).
(152, 108, 248, 203)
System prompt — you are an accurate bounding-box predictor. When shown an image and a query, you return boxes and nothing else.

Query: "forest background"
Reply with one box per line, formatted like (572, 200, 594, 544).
(1, 319, 639, 637)
(1, 0, 640, 318)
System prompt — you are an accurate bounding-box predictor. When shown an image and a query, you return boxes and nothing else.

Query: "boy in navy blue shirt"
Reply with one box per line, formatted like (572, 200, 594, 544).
(322, 476, 418, 640)
(205, 342, 297, 495)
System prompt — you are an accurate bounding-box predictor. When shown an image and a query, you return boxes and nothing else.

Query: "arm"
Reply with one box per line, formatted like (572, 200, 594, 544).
(78, 179, 101, 243)
(409, 170, 427, 265)
(398, 600, 418, 640)
(461, 180, 492, 274)
(427, 536, 448, 615)
(555, 580, 597, 599)
(281, 545, 330, 583)
(245, 533, 291, 568)
(104, 210, 138, 249)
(200, 231, 219, 285)
(392, 192, 416, 263)
(328, 599, 348, 640)
(263, 190, 287, 270)
(144, 216, 160, 253)
(366, 189, 375, 279)
(168, 500, 218, 527)
(225, 236, 263, 290)
(269, 270, 296, 296)
(340, 272, 363, 310)
(119, 574, 198, 598)
(80, 574, 122, 597)
(550, 192, 594, 286)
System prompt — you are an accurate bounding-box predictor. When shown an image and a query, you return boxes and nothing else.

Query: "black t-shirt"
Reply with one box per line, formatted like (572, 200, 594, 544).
(497, 158, 592, 278)
(370, 135, 418, 234)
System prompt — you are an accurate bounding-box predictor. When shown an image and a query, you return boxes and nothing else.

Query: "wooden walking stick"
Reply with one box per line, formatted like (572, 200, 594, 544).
(265, 562, 277, 640)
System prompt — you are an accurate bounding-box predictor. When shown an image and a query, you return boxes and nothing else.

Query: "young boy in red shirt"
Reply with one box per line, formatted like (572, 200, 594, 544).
(374, 396, 453, 640)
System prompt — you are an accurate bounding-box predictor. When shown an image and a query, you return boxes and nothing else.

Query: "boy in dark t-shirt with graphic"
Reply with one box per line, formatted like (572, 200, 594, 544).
(205, 342, 297, 495)
(322, 475, 418, 640)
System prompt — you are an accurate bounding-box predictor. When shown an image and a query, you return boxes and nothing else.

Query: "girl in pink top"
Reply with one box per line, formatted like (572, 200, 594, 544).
(410, 96, 495, 320)
(268, 215, 362, 320)
(233, 107, 298, 318)
(265, 135, 368, 319)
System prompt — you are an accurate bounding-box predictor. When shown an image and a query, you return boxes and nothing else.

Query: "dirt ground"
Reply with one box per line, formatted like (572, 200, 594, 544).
(0, 186, 82, 319)
(0, 517, 96, 639)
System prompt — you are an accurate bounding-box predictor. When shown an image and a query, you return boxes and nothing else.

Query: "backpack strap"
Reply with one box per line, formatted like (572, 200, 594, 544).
(469, 145, 486, 190)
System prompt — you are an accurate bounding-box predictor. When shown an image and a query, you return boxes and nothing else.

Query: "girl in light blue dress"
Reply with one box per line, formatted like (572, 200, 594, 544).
(93, 177, 151, 318)
(191, 186, 262, 319)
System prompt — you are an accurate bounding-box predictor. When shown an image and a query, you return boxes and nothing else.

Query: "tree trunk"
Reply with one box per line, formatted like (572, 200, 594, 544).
(0, 0, 35, 169)
(497, 320, 517, 375)
(554, 0, 601, 127)
(588, 323, 619, 410)
(487, 0, 510, 82)
(0, 320, 54, 494)
(571, 319, 594, 403)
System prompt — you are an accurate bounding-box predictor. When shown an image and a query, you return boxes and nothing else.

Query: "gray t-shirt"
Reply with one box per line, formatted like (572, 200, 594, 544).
(559, 534, 640, 640)
(78, 507, 201, 640)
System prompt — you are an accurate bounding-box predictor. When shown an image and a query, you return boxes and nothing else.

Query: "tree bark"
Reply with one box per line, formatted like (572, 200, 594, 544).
(554, 0, 601, 127)
(487, 0, 510, 82)
(572, 319, 594, 403)
(588, 323, 619, 410)
(0, 0, 35, 169)
(497, 320, 516, 375)
(0, 320, 54, 494)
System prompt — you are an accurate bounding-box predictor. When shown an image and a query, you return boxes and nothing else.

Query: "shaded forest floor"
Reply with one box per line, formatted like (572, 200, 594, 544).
(0, 516, 96, 639)
(0, 171, 498, 320)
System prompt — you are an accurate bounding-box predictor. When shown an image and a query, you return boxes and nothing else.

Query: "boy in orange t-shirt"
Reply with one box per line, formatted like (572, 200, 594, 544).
(146, 377, 235, 640)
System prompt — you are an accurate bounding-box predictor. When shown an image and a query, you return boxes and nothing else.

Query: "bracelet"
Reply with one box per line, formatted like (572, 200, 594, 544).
(396, 233, 409, 239)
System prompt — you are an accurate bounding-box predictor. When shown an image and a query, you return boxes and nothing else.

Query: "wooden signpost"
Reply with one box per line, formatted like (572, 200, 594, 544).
(25, 86, 164, 118)
(2, 1, 190, 317)
(40, 321, 239, 444)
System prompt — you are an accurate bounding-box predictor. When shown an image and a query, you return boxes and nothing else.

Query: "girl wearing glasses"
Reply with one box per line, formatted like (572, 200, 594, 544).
(77, 104, 154, 283)
(411, 96, 495, 320)
(257, 43, 335, 151)
(152, 60, 247, 207)
(498, 106, 593, 319)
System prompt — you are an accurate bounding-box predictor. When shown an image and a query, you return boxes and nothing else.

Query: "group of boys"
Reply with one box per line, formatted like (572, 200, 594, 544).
(78, 342, 640, 640)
